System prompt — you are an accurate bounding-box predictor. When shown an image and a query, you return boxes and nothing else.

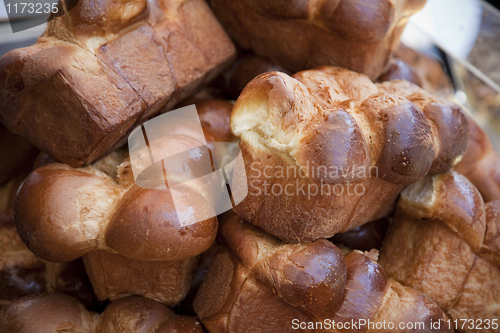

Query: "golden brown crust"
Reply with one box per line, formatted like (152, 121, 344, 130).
(230, 67, 469, 242)
(15, 164, 123, 262)
(14, 162, 216, 304)
(0, 293, 98, 333)
(208, 0, 425, 79)
(194, 216, 450, 333)
(378, 80, 470, 174)
(83, 250, 199, 305)
(0, 0, 235, 167)
(12, 102, 236, 304)
(380, 171, 500, 332)
(0, 293, 206, 333)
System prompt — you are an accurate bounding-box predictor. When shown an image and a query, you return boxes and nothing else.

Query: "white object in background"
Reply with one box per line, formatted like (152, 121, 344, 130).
(408, 0, 482, 58)
(405, 0, 500, 93)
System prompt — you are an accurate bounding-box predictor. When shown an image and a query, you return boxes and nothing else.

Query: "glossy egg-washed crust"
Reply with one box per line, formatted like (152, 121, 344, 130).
(380, 171, 500, 332)
(13, 101, 233, 305)
(208, 0, 426, 79)
(230, 67, 469, 242)
(0, 0, 235, 167)
(0, 293, 206, 333)
(193, 216, 451, 333)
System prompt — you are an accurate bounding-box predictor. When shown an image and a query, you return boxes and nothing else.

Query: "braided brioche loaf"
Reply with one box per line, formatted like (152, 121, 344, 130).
(208, 0, 426, 79)
(193, 216, 450, 333)
(0, 293, 205, 333)
(13, 101, 236, 305)
(379, 171, 500, 332)
(230, 67, 469, 242)
(0, 0, 235, 167)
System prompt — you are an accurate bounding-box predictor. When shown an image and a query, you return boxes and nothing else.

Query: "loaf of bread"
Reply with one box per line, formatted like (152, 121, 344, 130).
(208, 0, 426, 79)
(230, 67, 469, 242)
(0, 0, 235, 167)
(0, 293, 205, 333)
(379, 171, 500, 332)
(12, 99, 239, 305)
(193, 215, 450, 333)
(455, 117, 500, 202)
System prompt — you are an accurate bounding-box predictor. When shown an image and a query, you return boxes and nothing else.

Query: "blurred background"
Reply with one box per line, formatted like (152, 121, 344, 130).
(400, 0, 500, 150)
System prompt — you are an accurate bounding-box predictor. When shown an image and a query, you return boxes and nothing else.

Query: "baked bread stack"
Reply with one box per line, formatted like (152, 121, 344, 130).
(1, 0, 499, 332)
(0, 0, 235, 167)
(12, 100, 238, 306)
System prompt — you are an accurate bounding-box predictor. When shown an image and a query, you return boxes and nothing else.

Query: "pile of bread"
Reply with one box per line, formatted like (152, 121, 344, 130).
(0, 0, 498, 332)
